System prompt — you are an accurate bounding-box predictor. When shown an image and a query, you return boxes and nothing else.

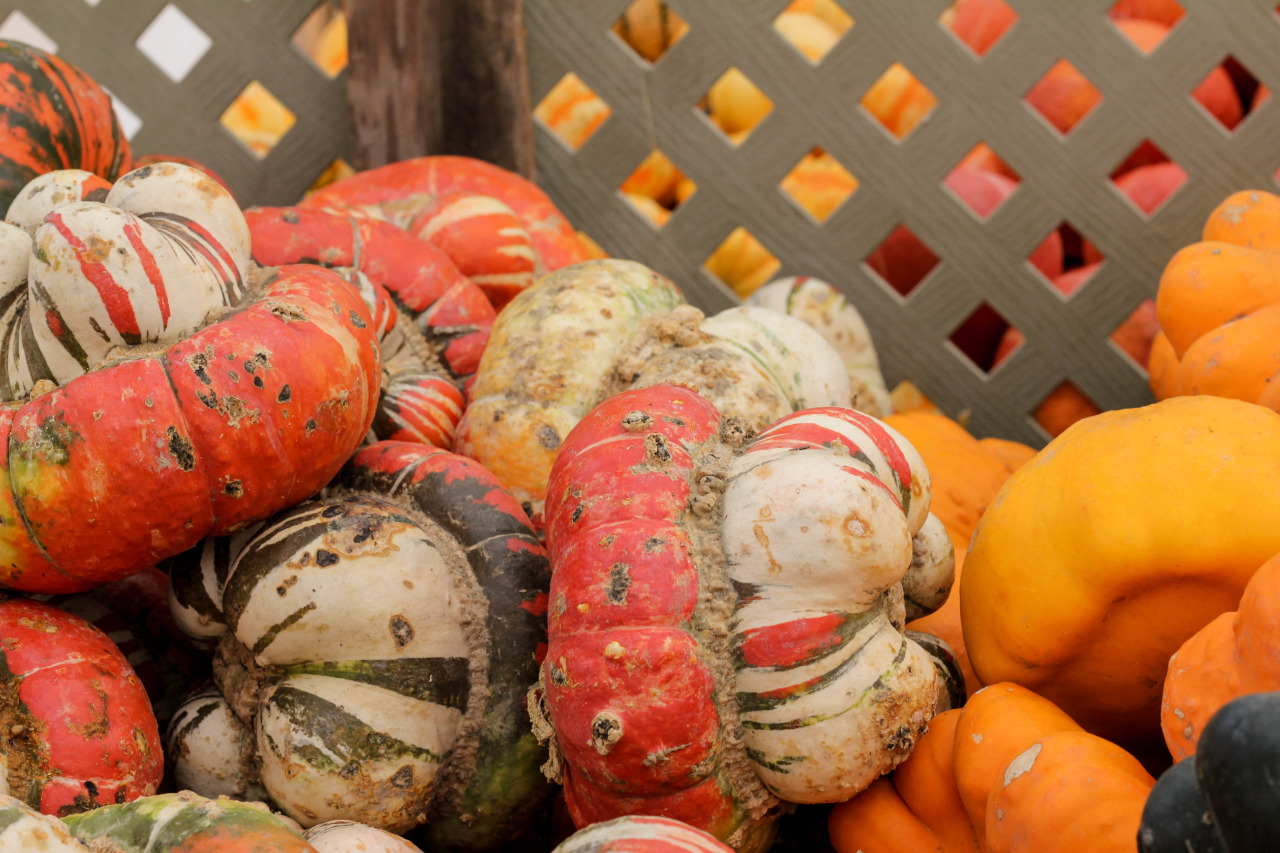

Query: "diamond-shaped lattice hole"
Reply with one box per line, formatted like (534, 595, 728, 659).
(1110, 0, 1185, 28)
(0, 11, 57, 52)
(774, 0, 851, 64)
(306, 158, 355, 195)
(951, 302, 1013, 374)
(102, 88, 143, 141)
(1112, 298, 1159, 372)
(1194, 56, 1250, 131)
(1110, 2, 1184, 53)
(1026, 59, 1102, 135)
(612, 0, 688, 64)
(955, 142, 1020, 183)
(1034, 380, 1101, 438)
(535, 73, 611, 151)
(220, 82, 296, 159)
(944, 162, 1020, 221)
(293, 2, 347, 78)
(137, 4, 211, 83)
(1110, 147, 1187, 218)
(865, 225, 939, 298)
(861, 63, 937, 140)
(621, 149, 691, 228)
(1227, 56, 1266, 118)
(944, 0, 1017, 57)
(704, 227, 782, 298)
(781, 149, 857, 223)
(1028, 222, 1067, 291)
(706, 68, 774, 140)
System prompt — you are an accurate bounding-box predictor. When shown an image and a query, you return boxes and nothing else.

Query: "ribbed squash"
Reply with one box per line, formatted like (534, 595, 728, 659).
(531, 385, 958, 850)
(167, 441, 549, 848)
(0, 164, 380, 593)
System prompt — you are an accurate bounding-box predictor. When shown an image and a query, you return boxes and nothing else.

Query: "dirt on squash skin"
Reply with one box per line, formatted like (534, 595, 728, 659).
(683, 418, 784, 849)
(0, 663, 49, 807)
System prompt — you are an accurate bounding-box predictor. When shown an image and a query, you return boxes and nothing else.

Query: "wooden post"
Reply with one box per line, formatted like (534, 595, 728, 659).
(344, 0, 535, 178)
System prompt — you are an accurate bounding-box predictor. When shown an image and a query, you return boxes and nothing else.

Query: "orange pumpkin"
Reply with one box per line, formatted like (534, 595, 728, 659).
(1162, 552, 1280, 761)
(961, 395, 1280, 752)
(1152, 190, 1280, 413)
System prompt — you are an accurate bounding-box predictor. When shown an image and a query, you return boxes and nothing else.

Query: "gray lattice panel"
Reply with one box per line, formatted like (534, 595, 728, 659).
(527, 0, 1280, 444)
(0, 0, 349, 208)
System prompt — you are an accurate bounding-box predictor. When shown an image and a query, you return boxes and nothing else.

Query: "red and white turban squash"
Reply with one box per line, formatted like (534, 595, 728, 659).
(166, 441, 550, 848)
(0, 162, 379, 593)
(530, 384, 958, 851)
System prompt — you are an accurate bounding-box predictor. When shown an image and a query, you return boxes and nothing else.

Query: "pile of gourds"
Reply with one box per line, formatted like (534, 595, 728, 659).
(2, 13, 1280, 853)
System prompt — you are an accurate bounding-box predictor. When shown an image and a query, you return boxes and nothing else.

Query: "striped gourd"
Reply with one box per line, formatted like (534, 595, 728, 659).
(407, 189, 537, 311)
(531, 385, 958, 851)
(299, 155, 592, 273)
(455, 259, 852, 531)
(0, 192, 379, 593)
(167, 441, 551, 847)
(0, 41, 129, 215)
(2, 162, 250, 398)
(164, 685, 266, 802)
(552, 816, 734, 853)
(246, 206, 488, 449)
(61, 791, 316, 852)
(0, 795, 87, 850)
(746, 276, 893, 418)
(0, 599, 163, 816)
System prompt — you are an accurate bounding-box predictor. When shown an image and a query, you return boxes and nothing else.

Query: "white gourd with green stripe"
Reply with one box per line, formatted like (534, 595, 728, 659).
(220, 497, 474, 831)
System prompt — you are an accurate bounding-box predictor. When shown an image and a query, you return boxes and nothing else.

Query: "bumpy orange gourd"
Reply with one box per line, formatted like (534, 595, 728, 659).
(961, 396, 1280, 751)
(1151, 190, 1280, 412)
(1162, 551, 1280, 761)
(828, 683, 1153, 853)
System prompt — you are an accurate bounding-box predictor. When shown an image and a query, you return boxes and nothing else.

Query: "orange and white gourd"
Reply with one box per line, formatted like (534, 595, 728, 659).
(531, 384, 957, 850)
(0, 162, 249, 398)
(456, 259, 853, 529)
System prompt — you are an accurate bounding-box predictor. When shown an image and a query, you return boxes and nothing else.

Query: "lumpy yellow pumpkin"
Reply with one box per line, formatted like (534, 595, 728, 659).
(961, 395, 1280, 750)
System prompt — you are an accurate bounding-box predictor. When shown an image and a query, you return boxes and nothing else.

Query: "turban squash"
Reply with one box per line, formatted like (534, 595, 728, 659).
(0, 163, 380, 593)
(530, 384, 958, 850)
(166, 441, 550, 848)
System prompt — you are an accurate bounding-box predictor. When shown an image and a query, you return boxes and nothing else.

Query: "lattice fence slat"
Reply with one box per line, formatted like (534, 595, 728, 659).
(0, 0, 350, 208)
(527, 0, 1280, 444)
